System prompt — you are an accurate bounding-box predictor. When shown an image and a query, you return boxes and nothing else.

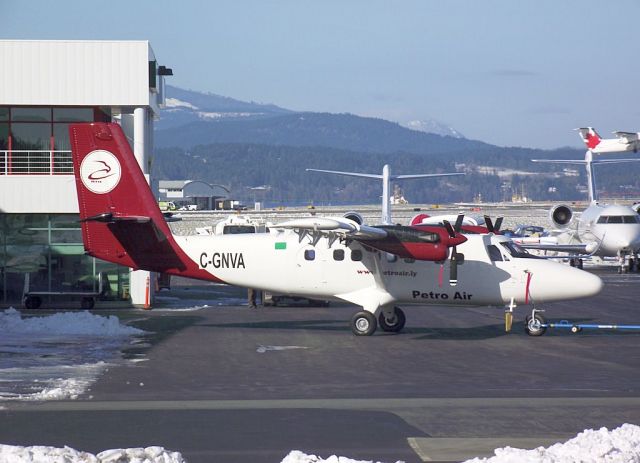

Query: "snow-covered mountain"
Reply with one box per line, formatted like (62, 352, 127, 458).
(158, 86, 466, 140)
(157, 86, 291, 130)
(403, 119, 465, 139)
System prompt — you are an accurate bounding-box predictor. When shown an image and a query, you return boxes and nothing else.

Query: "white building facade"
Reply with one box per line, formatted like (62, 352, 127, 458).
(0, 40, 170, 307)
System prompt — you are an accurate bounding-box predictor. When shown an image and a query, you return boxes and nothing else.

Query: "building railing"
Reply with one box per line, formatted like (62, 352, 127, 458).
(0, 150, 73, 175)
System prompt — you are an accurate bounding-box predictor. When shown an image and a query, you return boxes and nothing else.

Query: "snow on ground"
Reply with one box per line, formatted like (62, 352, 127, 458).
(0, 308, 146, 401)
(283, 424, 640, 463)
(281, 450, 402, 463)
(464, 423, 640, 463)
(1, 427, 638, 463)
(0, 444, 185, 463)
(0, 308, 144, 336)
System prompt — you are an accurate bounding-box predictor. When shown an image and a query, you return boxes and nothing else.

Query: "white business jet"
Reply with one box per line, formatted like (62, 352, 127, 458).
(529, 131, 640, 272)
(69, 123, 602, 336)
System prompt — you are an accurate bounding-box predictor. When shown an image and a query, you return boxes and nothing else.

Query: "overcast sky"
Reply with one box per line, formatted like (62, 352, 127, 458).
(1, 0, 639, 149)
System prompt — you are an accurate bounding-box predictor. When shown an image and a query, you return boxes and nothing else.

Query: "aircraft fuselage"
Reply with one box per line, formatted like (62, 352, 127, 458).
(175, 231, 602, 311)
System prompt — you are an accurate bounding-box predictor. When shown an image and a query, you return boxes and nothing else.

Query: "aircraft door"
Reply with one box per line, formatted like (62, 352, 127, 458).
(296, 245, 327, 290)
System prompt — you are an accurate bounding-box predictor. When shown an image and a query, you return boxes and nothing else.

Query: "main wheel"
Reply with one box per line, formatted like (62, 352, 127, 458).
(24, 296, 42, 310)
(524, 313, 547, 336)
(378, 306, 406, 333)
(351, 311, 377, 336)
(80, 297, 95, 310)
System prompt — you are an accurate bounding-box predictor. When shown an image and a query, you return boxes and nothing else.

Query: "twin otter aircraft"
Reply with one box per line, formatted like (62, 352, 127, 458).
(70, 123, 603, 336)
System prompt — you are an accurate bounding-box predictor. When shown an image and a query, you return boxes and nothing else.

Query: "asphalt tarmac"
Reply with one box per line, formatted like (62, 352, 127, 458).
(1, 267, 640, 462)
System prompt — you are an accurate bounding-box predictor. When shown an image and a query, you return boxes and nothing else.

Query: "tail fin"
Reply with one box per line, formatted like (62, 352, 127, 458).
(70, 123, 217, 281)
(576, 127, 601, 150)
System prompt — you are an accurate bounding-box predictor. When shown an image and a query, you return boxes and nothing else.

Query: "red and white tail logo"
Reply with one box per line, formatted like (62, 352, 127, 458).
(69, 122, 220, 282)
(577, 127, 601, 150)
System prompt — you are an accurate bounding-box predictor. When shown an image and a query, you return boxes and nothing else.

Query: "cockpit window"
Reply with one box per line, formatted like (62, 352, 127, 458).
(487, 245, 503, 261)
(597, 215, 640, 224)
(499, 241, 541, 259)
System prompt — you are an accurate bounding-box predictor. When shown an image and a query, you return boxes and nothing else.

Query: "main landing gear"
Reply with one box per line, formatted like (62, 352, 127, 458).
(351, 306, 406, 336)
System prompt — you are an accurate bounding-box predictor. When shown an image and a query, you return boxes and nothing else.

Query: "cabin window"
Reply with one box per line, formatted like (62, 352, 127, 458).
(487, 245, 503, 261)
(333, 249, 345, 261)
(351, 249, 363, 261)
(386, 253, 398, 263)
(304, 249, 315, 261)
(223, 225, 256, 234)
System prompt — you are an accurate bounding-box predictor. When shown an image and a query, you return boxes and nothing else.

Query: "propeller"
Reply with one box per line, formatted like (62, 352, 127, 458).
(484, 215, 503, 234)
(442, 214, 465, 286)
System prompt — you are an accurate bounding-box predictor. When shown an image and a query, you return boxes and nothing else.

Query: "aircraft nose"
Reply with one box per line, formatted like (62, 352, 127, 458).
(532, 265, 603, 301)
(573, 269, 603, 298)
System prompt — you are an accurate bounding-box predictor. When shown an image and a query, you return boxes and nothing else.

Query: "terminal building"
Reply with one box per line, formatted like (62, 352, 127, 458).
(0, 40, 171, 307)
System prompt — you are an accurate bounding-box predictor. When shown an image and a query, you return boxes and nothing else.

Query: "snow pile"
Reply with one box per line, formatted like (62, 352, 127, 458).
(0, 307, 144, 336)
(0, 308, 146, 401)
(0, 444, 185, 463)
(283, 424, 640, 463)
(281, 451, 401, 463)
(464, 423, 640, 463)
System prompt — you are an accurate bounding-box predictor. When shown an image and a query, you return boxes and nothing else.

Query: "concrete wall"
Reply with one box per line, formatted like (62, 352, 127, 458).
(0, 40, 156, 109)
(0, 176, 78, 213)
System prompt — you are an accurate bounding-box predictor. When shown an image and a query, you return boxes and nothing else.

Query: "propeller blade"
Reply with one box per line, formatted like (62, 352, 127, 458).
(442, 220, 456, 238)
(484, 215, 494, 233)
(450, 247, 458, 286)
(494, 217, 503, 232)
(454, 214, 464, 233)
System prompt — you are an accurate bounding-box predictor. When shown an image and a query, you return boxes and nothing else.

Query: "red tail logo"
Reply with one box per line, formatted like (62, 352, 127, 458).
(79, 150, 122, 194)
(585, 130, 601, 150)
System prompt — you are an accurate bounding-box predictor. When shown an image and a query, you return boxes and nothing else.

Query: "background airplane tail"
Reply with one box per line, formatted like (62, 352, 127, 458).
(576, 127, 601, 150)
(70, 123, 216, 280)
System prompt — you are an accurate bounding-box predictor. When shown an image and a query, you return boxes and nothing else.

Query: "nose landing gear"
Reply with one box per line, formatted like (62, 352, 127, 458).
(524, 308, 547, 336)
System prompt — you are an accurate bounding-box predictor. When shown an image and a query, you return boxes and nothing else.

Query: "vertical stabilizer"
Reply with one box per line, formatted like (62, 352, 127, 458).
(70, 122, 218, 281)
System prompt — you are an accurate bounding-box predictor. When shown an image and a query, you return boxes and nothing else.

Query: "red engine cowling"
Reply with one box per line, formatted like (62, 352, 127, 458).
(410, 213, 430, 226)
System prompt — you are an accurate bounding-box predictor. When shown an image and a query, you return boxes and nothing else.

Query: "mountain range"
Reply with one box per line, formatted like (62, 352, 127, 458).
(152, 86, 640, 204)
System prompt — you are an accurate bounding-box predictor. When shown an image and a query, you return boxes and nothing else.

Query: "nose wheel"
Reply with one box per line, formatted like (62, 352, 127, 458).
(525, 310, 547, 336)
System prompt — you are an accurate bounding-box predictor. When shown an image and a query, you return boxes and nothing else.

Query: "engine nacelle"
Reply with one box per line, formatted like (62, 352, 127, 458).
(632, 203, 640, 214)
(550, 204, 574, 228)
(343, 211, 364, 225)
(410, 213, 430, 226)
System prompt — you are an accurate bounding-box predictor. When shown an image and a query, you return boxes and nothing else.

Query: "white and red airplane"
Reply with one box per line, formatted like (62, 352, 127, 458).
(577, 127, 640, 154)
(69, 123, 603, 336)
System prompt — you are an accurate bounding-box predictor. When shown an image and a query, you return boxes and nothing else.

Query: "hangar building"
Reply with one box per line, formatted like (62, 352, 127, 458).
(0, 40, 171, 307)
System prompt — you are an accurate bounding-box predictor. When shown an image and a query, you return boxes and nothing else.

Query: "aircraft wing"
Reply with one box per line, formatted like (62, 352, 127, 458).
(394, 173, 465, 180)
(275, 217, 387, 240)
(305, 169, 382, 179)
(613, 131, 639, 143)
(519, 242, 598, 255)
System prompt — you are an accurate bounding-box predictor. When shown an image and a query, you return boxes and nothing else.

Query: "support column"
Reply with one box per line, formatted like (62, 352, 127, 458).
(130, 107, 153, 308)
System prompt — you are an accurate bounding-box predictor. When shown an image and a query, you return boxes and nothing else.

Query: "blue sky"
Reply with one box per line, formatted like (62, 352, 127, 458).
(1, 0, 639, 149)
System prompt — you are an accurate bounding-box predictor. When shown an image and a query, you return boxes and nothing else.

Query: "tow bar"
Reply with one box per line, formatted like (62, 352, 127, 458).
(543, 320, 640, 334)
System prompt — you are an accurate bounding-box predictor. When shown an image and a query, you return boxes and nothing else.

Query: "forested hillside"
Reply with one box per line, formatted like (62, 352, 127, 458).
(153, 143, 640, 205)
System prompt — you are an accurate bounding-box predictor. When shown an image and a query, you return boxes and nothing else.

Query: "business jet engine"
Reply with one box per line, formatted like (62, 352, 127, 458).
(632, 203, 640, 214)
(550, 204, 574, 228)
(343, 211, 364, 225)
